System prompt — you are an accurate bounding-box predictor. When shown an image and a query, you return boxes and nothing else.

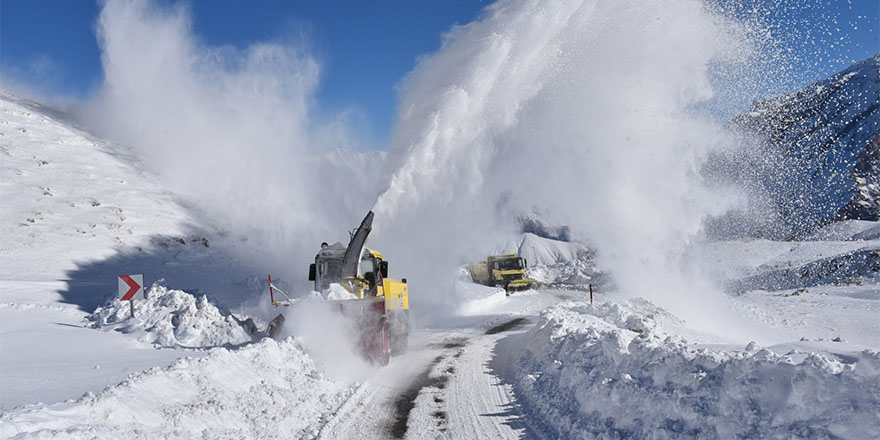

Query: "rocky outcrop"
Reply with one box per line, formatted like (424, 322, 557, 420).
(731, 54, 880, 237)
(836, 132, 880, 221)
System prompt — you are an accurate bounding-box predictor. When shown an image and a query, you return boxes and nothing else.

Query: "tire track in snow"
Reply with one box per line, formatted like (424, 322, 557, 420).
(315, 332, 449, 440)
(388, 354, 447, 438)
(394, 318, 546, 439)
(319, 290, 581, 439)
(443, 318, 546, 440)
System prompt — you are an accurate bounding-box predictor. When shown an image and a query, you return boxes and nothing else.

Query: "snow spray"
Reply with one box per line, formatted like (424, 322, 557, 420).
(369, 0, 794, 340)
(81, 0, 380, 280)
(75, 0, 837, 342)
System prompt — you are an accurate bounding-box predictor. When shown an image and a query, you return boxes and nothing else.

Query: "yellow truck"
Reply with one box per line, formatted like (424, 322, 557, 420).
(468, 254, 534, 294)
(270, 211, 409, 365)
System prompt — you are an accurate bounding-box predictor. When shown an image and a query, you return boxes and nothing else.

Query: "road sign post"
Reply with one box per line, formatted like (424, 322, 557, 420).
(118, 274, 144, 319)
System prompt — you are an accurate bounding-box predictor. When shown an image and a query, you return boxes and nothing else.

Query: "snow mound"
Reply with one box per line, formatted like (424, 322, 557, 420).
(452, 266, 508, 315)
(87, 283, 257, 348)
(528, 256, 600, 288)
(517, 233, 584, 266)
(309, 283, 358, 301)
(488, 233, 585, 266)
(1, 338, 352, 439)
(508, 299, 880, 439)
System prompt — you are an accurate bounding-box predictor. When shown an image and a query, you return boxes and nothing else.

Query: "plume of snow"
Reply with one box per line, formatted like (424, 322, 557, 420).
(81, 0, 378, 280)
(371, 0, 766, 334)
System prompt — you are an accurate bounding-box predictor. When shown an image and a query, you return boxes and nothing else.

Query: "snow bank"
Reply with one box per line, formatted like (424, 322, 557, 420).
(517, 233, 584, 266)
(452, 266, 508, 315)
(87, 283, 257, 348)
(1, 338, 352, 439)
(508, 299, 880, 439)
(309, 283, 358, 301)
(528, 256, 599, 288)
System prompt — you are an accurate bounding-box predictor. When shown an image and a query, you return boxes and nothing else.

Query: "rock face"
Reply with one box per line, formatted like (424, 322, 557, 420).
(731, 54, 879, 237)
(517, 210, 571, 242)
(836, 132, 880, 221)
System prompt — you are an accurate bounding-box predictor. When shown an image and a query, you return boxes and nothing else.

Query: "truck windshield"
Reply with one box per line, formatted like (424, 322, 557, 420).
(495, 258, 524, 271)
(317, 258, 343, 291)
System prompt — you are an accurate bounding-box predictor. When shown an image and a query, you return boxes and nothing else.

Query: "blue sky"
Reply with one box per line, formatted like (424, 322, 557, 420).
(1, 0, 488, 146)
(1, 0, 877, 147)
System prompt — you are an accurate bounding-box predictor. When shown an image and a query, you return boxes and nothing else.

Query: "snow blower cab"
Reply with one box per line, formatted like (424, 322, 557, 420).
(306, 211, 411, 365)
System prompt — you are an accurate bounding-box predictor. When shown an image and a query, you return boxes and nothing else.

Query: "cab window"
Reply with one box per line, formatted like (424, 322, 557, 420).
(360, 257, 374, 275)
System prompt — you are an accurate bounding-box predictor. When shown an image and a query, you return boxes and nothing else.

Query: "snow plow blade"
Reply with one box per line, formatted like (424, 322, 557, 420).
(506, 278, 535, 291)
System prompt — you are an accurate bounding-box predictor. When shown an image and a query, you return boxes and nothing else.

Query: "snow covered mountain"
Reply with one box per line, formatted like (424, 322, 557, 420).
(0, 91, 274, 409)
(729, 54, 880, 238)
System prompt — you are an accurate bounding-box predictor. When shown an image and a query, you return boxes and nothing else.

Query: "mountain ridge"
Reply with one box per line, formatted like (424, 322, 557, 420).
(730, 54, 880, 237)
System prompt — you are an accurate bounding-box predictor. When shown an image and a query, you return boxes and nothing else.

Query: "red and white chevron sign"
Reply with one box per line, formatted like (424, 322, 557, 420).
(118, 274, 144, 301)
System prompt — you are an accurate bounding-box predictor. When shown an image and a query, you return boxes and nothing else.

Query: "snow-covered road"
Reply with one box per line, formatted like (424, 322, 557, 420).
(314, 289, 582, 440)
(1, 289, 584, 439)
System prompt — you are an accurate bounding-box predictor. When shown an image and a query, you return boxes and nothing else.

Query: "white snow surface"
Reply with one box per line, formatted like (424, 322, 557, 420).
(0, 93, 211, 409)
(506, 299, 880, 439)
(87, 283, 256, 348)
(452, 266, 509, 316)
(0, 92, 266, 409)
(309, 283, 359, 301)
(1, 338, 351, 439)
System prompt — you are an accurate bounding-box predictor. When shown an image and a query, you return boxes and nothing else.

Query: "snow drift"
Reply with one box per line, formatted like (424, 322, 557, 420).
(87, 283, 258, 348)
(0, 338, 352, 439)
(505, 299, 880, 439)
